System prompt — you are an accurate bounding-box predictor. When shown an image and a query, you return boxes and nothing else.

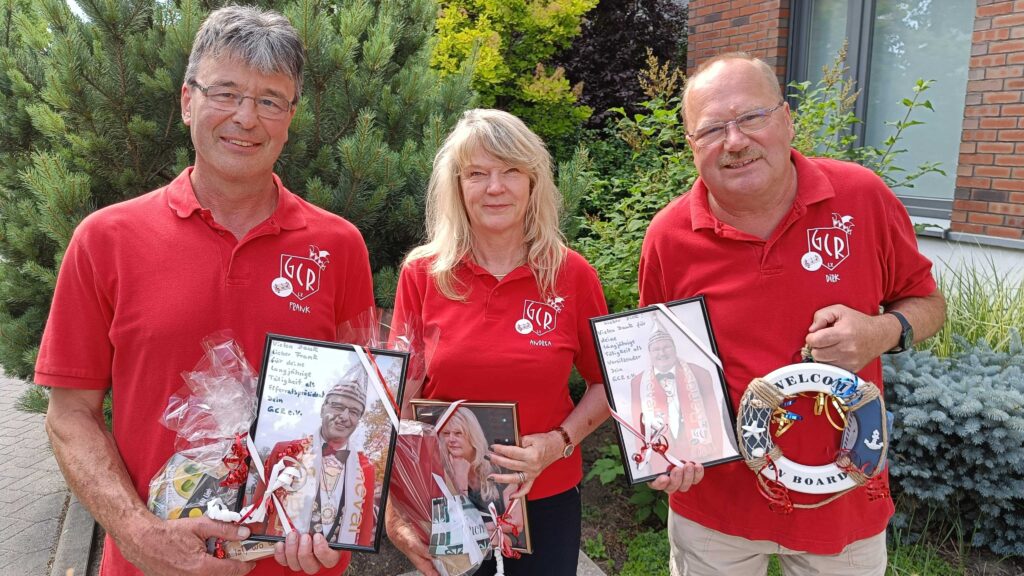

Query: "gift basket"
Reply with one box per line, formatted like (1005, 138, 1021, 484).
(148, 332, 256, 522)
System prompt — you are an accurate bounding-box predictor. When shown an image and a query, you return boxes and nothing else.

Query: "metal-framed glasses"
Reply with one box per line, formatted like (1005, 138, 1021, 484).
(188, 80, 294, 119)
(323, 401, 362, 418)
(687, 102, 785, 147)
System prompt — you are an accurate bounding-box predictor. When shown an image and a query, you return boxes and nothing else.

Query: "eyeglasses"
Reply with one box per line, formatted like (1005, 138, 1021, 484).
(687, 103, 785, 148)
(188, 80, 294, 119)
(324, 401, 362, 418)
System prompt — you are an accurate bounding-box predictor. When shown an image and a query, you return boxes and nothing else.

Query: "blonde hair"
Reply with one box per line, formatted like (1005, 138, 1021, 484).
(406, 108, 566, 301)
(440, 408, 500, 503)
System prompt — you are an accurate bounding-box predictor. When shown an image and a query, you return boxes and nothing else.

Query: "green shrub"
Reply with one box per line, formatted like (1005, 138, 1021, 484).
(883, 333, 1024, 556)
(620, 529, 669, 576)
(432, 0, 596, 160)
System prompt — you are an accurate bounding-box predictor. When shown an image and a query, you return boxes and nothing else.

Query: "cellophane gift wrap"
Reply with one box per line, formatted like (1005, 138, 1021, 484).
(148, 332, 257, 520)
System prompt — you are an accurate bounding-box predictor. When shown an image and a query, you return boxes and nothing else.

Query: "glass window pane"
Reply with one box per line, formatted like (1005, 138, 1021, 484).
(807, 0, 849, 82)
(864, 0, 973, 200)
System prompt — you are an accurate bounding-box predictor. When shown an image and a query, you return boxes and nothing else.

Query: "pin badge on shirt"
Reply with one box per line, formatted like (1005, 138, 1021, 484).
(271, 277, 294, 297)
(800, 251, 823, 272)
(515, 318, 533, 334)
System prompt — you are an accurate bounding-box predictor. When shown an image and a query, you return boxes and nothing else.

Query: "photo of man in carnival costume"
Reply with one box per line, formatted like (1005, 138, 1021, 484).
(255, 369, 376, 546)
(630, 318, 725, 468)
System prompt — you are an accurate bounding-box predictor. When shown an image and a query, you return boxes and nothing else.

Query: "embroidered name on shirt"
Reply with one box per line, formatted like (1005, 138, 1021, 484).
(530, 339, 552, 347)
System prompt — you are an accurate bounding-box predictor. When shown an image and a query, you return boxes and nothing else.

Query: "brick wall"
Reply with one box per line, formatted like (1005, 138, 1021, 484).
(687, 0, 791, 83)
(954, 0, 1024, 240)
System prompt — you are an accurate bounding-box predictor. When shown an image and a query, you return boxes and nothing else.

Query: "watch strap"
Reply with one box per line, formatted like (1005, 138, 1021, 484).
(554, 426, 573, 458)
(886, 310, 912, 353)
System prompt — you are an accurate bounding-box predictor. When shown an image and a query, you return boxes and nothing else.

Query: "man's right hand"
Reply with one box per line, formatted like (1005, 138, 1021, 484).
(116, 516, 255, 576)
(385, 506, 439, 576)
(648, 461, 705, 494)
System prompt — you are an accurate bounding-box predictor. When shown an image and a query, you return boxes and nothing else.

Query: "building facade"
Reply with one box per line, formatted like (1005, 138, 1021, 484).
(687, 0, 1024, 254)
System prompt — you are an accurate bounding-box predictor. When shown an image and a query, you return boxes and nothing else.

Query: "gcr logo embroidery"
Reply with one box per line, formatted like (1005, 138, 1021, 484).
(523, 300, 557, 336)
(803, 213, 854, 272)
(273, 245, 330, 301)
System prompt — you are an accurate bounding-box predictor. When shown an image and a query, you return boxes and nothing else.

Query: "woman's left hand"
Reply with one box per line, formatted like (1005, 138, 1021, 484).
(487, 431, 564, 499)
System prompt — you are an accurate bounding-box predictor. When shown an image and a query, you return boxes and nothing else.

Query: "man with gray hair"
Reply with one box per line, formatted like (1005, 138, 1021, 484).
(36, 6, 373, 575)
(639, 52, 945, 575)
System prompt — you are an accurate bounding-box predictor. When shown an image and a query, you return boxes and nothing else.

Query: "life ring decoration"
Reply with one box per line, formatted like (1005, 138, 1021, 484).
(735, 362, 890, 511)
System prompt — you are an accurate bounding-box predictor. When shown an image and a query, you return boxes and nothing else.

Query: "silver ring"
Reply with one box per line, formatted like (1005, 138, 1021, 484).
(516, 471, 526, 484)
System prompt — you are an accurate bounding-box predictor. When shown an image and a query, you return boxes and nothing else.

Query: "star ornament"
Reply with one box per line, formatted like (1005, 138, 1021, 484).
(742, 423, 766, 439)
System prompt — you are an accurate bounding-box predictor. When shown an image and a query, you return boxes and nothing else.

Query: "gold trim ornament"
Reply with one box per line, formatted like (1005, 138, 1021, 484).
(735, 362, 890, 513)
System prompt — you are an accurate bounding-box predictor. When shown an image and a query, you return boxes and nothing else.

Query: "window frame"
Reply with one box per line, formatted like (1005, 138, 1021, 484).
(786, 0, 954, 219)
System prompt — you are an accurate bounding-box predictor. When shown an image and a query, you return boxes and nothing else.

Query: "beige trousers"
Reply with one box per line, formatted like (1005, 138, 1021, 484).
(668, 512, 887, 576)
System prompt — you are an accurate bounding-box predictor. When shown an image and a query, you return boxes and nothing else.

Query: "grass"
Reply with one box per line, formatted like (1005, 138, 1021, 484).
(921, 258, 1024, 358)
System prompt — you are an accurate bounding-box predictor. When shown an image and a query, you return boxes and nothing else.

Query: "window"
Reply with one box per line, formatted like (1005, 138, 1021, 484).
(789, 0, 974, 219)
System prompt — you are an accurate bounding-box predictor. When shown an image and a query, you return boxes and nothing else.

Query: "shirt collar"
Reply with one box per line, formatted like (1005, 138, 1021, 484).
(166, 167, 307, 231)
(690, 149, 836, 232)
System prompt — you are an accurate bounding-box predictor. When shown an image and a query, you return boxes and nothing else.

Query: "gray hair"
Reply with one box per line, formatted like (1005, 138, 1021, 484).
(184, 5, 305, 102)
(682, 52, 782, 128)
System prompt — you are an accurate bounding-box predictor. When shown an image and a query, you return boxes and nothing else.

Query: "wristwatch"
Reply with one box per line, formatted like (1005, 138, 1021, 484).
(885, 311, 914, 354)
(554, 426, 574, 458)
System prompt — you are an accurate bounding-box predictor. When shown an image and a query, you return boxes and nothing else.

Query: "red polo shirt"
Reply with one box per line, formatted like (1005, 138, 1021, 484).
(35, 168, 374, 575)
(639, 151, 937, 553)
(391, 250, 608, 499)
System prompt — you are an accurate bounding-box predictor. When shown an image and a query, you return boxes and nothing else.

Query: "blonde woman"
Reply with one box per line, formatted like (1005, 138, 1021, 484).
(386, 109, 609, 575)
(439, 408, 524, 548)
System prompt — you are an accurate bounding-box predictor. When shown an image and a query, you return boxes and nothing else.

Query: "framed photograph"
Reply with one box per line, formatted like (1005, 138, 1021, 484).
(240, 334, 408, 552)
(411, 400, 532, 554)
(590, 296, 741, 485)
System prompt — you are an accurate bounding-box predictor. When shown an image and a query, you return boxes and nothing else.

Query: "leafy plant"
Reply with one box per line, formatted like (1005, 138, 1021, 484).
(582, 532, 610, 563)
(432, 0, 596, 160)
(552, 0, 687, 126)
(628, 483, 668, 523)
(585, 442, 625, 485)
(620, 529, 669, 576)
(584, 442, 668, 523)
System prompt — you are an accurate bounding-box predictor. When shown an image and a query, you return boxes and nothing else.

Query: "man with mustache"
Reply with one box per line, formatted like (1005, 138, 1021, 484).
(35, 6, 373, 575)
(256, 379, 375, 548)
(638, 53, 945, 575)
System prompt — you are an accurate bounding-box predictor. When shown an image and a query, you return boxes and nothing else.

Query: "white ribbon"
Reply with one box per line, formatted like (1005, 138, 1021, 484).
(654, 303, 724, 370)
(434, 399, 467, 432)
(609, 408, 685, 470)
(487, 502, 507, 576)
(220, 434, 298, 535)
(206, 497, 242, 523)
(354, 345, 401, 429)
(433, 473, 485, 565)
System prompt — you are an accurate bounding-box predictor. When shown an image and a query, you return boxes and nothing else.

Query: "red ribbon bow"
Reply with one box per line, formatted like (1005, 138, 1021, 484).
(631, 414, 669, 465)
(221, 433, 250, 487)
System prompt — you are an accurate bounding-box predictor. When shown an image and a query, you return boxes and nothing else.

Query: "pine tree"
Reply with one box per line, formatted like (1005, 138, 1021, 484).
(0, 0, 474, 382)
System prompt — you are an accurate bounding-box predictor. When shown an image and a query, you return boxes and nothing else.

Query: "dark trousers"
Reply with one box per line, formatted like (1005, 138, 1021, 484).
(473, 485, 582, 576)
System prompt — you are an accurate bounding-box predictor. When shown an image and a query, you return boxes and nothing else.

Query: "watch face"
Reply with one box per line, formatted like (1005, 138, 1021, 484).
(902, 326, 915, 350)
(562, 444, 574, 458)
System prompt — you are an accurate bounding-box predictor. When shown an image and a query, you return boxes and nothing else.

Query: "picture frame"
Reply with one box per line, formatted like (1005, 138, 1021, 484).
(411, 400, 533, 554)
(240, 334, 408, 553)
(590, 296, 741, 485)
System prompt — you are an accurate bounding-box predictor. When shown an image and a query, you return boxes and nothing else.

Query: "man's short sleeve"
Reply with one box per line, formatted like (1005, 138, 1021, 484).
(35, 223, 114, 389)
